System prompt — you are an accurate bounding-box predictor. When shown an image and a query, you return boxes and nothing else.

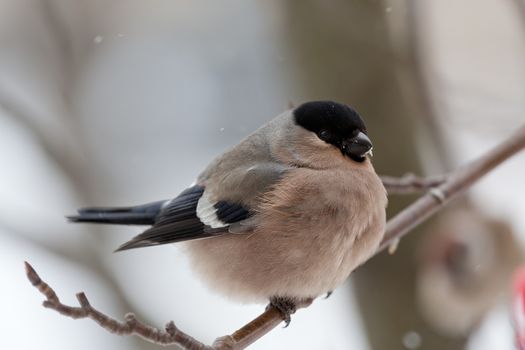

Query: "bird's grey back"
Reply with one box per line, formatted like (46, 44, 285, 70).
(197, 111, 290, 182)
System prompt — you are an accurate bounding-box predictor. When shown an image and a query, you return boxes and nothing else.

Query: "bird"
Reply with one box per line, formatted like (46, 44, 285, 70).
(68, 100, 387, 324)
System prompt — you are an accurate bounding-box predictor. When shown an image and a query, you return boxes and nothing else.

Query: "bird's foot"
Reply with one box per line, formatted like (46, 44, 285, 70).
(324, 291, 333, 299)
(267, 296, 298, 327)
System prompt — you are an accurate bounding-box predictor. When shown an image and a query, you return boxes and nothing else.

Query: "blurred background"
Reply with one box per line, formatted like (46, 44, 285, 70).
(1, 0, 525, 349)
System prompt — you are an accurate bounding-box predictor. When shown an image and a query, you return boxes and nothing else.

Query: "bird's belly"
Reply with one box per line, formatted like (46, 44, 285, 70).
(183, 212, 383, 302)
(184, 167, 387, 302)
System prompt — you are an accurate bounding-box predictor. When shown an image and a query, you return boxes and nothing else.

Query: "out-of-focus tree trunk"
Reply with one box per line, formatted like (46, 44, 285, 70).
(283, 1, 466, 348)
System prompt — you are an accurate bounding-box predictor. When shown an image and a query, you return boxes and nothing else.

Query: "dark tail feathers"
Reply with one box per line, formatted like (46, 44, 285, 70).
(67, 200, 167, 225)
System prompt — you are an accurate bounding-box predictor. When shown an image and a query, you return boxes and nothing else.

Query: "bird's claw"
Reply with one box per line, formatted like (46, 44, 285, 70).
(324, 291, 333, 299)
(268, 296, 297, 327)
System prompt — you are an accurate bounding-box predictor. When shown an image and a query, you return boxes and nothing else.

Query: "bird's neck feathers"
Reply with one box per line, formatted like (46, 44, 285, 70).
(267, 114, 374, 172)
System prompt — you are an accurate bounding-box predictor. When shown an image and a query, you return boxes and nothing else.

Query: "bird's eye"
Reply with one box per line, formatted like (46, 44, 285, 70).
(318, 130, 331, 141)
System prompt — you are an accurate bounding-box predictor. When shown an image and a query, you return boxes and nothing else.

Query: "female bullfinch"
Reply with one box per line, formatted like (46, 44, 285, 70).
(69, 101, 387, 324)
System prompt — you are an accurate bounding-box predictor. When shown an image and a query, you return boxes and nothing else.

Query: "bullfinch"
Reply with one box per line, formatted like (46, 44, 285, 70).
(69, 100, 387, 323)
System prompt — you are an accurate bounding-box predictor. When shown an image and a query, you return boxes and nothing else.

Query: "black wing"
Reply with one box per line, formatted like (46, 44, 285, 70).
(115, 185, 251, 251)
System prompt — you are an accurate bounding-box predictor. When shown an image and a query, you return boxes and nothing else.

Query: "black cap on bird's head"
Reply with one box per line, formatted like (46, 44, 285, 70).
(293, 101, 373, 162)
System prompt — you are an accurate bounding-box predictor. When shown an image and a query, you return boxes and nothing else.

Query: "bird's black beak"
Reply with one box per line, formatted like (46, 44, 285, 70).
(345, 132, 373, 161)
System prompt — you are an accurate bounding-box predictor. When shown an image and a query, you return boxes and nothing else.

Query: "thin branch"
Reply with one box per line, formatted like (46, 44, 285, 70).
(26, 125, 525, 349)
(380, 173, 446, 194)
(24, 262, 213, 350)
(379, 125, 525, 251)
(212, 298, 313, 349)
